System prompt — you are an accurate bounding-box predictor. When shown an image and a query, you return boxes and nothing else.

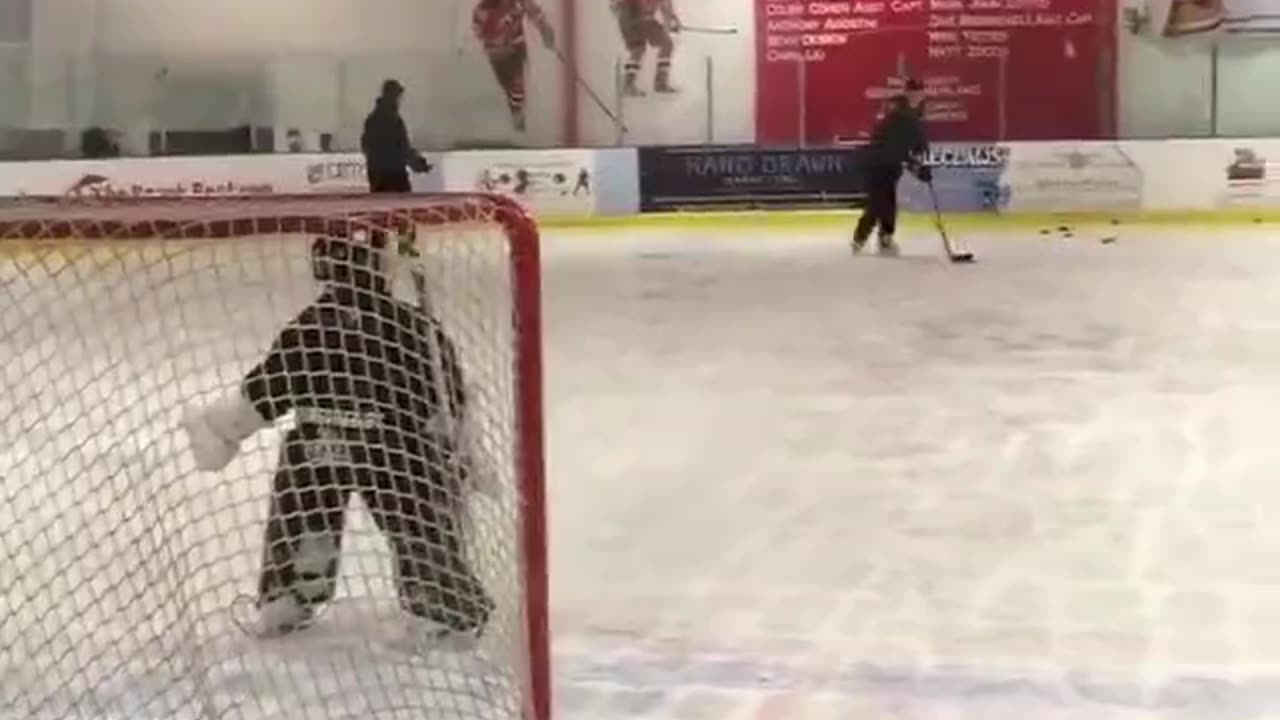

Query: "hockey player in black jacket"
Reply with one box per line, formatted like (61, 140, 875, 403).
(181, 231, 496, 642)
(362, 79, 432, 193)
(853, 78, 931, 256)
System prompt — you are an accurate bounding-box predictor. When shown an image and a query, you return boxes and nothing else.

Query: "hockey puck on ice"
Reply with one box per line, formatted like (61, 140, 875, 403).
(1101, 236, 1117, 244)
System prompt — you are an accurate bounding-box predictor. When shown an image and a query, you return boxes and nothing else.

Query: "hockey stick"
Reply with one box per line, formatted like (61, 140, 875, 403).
(551, 46, 628, 133)
(927, 179, 975, 263)
(679, 25, 739, 35)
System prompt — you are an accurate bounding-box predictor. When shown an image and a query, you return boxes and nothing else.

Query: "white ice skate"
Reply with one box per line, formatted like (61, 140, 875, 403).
(230, 593, 316, 638)
(256, 593, 317, 636)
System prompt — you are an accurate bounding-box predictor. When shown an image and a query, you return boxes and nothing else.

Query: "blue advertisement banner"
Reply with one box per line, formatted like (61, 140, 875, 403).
(900, 144, 1012, 213)
(638, 145, 865, 211)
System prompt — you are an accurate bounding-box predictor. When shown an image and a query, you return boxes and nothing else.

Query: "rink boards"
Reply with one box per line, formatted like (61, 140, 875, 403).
(3, 138, 1280, 227)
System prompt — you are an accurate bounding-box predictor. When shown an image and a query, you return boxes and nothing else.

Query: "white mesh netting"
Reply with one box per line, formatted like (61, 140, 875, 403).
(0, 195, 547, 720)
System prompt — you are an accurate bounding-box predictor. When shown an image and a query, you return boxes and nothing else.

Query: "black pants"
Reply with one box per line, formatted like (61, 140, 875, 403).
(855, 163, 903, 241)
(258, 429, 492, 633)
(367, 168, 411, 193)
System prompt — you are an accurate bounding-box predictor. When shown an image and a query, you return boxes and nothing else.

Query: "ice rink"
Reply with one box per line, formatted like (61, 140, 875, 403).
(7, 220, 1280, 719)
(545, 223, 1280, 720)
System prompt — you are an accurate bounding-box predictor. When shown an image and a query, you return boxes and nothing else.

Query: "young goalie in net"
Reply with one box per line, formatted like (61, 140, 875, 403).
(180, 227, 498, 644)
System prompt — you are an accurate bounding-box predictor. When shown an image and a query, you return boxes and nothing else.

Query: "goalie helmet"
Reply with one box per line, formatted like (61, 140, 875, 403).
(310, 230, 389, 293)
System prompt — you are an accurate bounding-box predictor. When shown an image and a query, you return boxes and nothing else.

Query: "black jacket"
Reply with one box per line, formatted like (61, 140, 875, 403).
(361, 98, 415, 175)
(865, 97, 929, 169)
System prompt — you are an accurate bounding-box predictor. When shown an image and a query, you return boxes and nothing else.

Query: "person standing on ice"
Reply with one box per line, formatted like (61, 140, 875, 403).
(361, 79, 432, 193)
(853, 77, 932, 257)
(180, 231, 497, 643)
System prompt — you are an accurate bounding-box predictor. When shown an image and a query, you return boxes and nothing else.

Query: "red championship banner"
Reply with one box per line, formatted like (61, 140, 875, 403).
(755, 0, 1117, 144)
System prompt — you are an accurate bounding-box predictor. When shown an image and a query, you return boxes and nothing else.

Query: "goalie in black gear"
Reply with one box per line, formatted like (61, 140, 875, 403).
(180, 230, 497, 640)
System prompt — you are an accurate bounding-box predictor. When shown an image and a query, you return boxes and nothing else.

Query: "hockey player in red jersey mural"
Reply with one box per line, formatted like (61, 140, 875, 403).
(612, 0, 681, 96)
(473, 0, 556, 132)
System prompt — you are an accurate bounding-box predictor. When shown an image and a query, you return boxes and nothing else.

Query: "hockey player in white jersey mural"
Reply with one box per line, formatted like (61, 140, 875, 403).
(1164, 0, 1224, 35)
(613, 0, 682, 96)
(1127, 0, 1280, 36)
(1218, 0, 1280, 33)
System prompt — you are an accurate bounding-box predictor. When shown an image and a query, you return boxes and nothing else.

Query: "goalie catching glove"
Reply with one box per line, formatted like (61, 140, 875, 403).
(182, 390, 268, 471)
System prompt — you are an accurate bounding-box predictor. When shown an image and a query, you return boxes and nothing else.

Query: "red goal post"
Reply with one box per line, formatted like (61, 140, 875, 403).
(0, 193, 549, 720)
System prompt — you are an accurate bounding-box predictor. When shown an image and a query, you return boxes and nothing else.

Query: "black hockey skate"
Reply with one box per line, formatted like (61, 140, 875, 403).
(877, 234, 900, 257)
(399, 585, 494, 651)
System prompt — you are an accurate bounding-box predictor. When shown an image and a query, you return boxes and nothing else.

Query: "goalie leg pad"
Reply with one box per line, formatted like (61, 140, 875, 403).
(361, 467, 493, 635)
(393, 532, 494, 635)
(292, 531, 341, 603)
(258, 450, 350, 614)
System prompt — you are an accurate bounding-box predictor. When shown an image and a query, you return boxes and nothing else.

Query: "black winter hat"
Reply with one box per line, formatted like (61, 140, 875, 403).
(381, 78, 405, 97)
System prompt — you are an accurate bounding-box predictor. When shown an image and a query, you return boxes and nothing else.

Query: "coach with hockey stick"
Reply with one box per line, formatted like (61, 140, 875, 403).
(852, 77, 931, 257)
(362, 79, 433, 193)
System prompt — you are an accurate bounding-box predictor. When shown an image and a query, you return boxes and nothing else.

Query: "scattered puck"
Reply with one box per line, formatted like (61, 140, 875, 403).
(1057, 225, 1070, 232)
(1101, 236, 1117, 244)
(1040, 228, 1050, 235)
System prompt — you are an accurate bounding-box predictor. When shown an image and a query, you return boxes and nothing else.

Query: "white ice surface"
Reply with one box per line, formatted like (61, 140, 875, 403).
(8, 223, 1280, 719)
(544, 225, 1280, 720)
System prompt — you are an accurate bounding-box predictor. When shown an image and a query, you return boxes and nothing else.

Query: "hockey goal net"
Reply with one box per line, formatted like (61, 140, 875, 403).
(0, 194, 548, 720)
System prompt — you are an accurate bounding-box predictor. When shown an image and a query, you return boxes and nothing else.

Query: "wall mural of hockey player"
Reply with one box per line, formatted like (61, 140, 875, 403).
(1127, 0, 1280, 36)
(472, 0, 556, 133)
(181, 231, 498, 643)
(613, 0, 682, 96)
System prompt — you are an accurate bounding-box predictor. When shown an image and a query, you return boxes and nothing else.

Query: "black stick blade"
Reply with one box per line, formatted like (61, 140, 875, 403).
(950, 252, 976, 264)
